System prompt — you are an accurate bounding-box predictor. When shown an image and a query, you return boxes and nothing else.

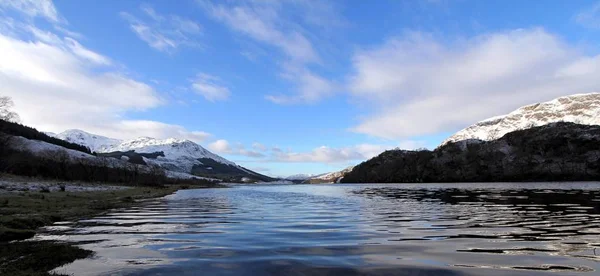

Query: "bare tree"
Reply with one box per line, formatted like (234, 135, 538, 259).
(41, 149, 71, 179)
(0, 96, 20, 123)
(78, 158, 99, 182)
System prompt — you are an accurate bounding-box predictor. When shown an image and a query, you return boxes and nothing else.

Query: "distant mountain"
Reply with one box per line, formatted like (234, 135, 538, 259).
(284, 174, 319, 181)
(53, 130, 273, 182)
(343, 122, 600, 183)
(441, 93, 600, 146)
(304, 166, 355, 184)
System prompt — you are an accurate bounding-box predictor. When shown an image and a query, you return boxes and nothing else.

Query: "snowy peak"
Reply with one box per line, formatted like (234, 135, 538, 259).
(55, 129, 122, 152)
(53, 130, 235, 166)
(441, 93, 600, 146)
(110, 137, 235, 166)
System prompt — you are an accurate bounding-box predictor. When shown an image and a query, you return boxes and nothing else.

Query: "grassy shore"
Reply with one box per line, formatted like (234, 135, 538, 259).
(0, 182, 212, 276)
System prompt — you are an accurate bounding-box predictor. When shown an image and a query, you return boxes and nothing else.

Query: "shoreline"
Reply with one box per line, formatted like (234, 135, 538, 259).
(0, 177, 219, 276)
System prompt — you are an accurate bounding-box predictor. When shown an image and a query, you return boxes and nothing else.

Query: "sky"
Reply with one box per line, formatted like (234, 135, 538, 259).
(1, 0, 599, 177)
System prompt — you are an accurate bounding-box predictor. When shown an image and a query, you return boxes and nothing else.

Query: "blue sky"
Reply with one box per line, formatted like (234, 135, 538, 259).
(1, 0, 599, 176)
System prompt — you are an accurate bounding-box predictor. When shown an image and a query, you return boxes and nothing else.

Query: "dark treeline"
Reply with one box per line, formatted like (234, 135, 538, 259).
(0, 143, 217, 186)
(0, 121, 218, 186)
(0, 119, 92, 154)
(342, 123, 600, 183)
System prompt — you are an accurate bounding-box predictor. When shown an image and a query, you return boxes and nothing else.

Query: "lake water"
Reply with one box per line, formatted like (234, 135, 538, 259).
(40, 183, 600, 275)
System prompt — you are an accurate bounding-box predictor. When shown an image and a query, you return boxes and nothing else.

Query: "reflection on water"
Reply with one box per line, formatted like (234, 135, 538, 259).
(39, 183, 600, 275)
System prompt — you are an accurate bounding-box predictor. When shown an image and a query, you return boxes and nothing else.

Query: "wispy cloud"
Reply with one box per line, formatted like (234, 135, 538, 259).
(121, 5, 202, 53)
(209, 139, 422, 165)
(191, 73, 231, 102)
(0, 0, 60, 22)
(348, 28, 600, 139)
(575, 1, 600, 29)
(271, 142, 424, 164)
(200, 0, 319, 63)
(199, 0, 343, 104)
(208, 139, 265, 158)
(64, 37, 111, 65)
(265, 63, 336, 104)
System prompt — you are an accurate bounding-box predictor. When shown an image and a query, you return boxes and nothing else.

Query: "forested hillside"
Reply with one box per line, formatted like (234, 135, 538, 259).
(342, 123, 600, 183)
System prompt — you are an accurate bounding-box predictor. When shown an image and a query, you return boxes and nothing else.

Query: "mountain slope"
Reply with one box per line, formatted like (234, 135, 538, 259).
(441, 93, 600, 146)
(55, 129, 121, 152)
(54, 130, 273, 182)
(108, 137, 234, 166)
(343, 122, 600, 183)
(304, 166, 354, 184)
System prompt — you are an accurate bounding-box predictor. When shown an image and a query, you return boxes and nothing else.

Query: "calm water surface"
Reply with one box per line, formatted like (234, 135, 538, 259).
(40, 183, 600, 275)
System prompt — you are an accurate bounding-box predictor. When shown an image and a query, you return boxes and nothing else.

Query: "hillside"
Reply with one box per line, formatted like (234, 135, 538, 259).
(54, 130, 273, 182)
(55, 130, 120, 153)
(441, 93, 600, 146)
(303, 166, 354, 184)
(0, 120, 92, 154)
(343, 123, 600, 183)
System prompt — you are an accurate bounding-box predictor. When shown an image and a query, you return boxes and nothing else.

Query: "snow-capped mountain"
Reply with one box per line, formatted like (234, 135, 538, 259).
(55, 129, 122, 152)
(441, 93, 600, 146)
(53, 130, 273, 182)
(284, 174, 319, 181)
(108, 137, 235, 166)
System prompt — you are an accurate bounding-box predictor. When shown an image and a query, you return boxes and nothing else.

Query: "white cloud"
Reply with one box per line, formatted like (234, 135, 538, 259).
(121, 5, 202, 53)
(200, 0, 339, 104)
(113, 120, 211, 142)
(208, 139, 265, 158)
(209, 139, 418, 164)
(272, 142, 424, 164)
(575, 1, 600, 29)
(208, 139, 230, 153)
(0, 16, 211, 142)
(265, 63, 336, 104)
(252, 142, 267, 151)
(201, 0, 319, 63)
(0, 0, 60, 22)
(64, 37, 111, 65)
(348, 28, 600, 139)
(191, 73, 231, 102)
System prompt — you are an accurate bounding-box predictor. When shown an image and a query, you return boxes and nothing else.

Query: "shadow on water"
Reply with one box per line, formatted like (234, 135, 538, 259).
(40, 184, 600, 275)
(354, 186, 600, 272)
(131, 262, 468, 276)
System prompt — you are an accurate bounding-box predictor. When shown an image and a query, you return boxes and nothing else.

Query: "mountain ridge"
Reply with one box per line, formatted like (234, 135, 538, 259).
(343, 122, 600, 183)
(53, 129, 272, 182)
(441, 92, 600, 146)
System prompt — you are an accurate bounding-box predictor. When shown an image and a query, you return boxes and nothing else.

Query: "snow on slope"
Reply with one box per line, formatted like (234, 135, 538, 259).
(12, 136, 96, 160)
(10, 136, 218, 182)
(54, 131, 235, 166)
(441, 93, 600, 146)
(107, 137, 235, 166)
(52, 130, 266, 181)
(55, 129, 122, 152)
(313, 166, 355, 183)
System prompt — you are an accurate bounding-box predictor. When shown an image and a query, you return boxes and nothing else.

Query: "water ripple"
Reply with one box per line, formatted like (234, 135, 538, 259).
(40, 183, 600, 275)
